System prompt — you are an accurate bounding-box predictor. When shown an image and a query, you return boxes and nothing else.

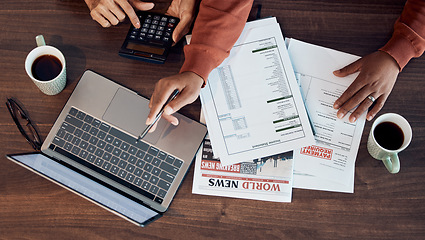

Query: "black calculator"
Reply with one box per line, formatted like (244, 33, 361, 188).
(119, 12, 179, 64)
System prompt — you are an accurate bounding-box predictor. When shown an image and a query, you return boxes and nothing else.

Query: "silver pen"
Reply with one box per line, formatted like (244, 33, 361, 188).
(137, 89, 179, 142)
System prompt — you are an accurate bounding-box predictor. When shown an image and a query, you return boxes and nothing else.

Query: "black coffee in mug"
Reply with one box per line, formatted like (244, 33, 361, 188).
(31, 54, 62, 81)
(374, 121, 404, 150)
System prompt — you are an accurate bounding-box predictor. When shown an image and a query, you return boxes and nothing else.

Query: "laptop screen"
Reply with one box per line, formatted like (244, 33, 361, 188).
(7, 153, 161, 227)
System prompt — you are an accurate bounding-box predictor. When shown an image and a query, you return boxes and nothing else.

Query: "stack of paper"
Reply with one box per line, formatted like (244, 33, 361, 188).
(192, 17, 366, 202)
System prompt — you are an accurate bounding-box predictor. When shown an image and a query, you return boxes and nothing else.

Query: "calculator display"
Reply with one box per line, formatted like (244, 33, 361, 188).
(126, 42, 165, 55)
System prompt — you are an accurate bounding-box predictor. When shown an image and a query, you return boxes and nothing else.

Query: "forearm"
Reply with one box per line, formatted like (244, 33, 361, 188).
(179, 0, 254, 84)
(379, 0, 425, 70)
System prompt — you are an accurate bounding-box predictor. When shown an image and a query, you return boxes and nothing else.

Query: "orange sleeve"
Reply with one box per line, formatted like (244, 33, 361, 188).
(379, 0, 425, 70)
(179, 0, 254, 85)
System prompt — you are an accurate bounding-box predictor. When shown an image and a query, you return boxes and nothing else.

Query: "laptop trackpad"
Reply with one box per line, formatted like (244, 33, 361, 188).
(102, 88, 167, 144)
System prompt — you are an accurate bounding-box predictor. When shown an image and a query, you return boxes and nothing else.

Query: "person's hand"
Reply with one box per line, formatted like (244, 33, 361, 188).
(84, 0, 154, 28)
(165, 0, 197, 44)
(146, 71, 204, 132)
(333, 51, 400, 122)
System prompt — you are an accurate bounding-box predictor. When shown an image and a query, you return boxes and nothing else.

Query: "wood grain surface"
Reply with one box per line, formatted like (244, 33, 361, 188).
(1, 0, 425, 239)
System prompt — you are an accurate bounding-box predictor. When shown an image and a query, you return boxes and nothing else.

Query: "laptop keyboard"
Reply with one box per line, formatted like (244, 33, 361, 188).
(48, 107, 183, 204)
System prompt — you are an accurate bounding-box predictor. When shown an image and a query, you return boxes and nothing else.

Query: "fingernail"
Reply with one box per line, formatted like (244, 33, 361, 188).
(135, 21, 140, 28)
(367, 115, 373, 121)
(333, 70, 340, 74)
(171, 119, 179, 126)
(337, 112, 344, 119)
(349, 116, 356, 123)
(333, 103, 339, 109)
(164, 106, 173, 115)
(146, 117, 151, 125)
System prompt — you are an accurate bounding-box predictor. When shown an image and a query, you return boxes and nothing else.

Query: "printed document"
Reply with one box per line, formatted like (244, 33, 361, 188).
(192, 134, 294, 202)
(200, 18, 314, 166)
(286, 39, 366, 193)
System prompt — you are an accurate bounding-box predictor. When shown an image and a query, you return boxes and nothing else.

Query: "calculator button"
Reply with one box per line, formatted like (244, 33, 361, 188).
(166, 27, 173, 32)
(164, 32, 171, 37)
(147, 34, 154, 39)
(142, 23, 149, 28)
(152, 20, 159, 25)
(154, 35, 161, 40)
(145, 18, 152, 23)
(150, 24, 157, 29)
(159, 21, 166, 27)
(163, 37, 169, 42)
(148, 29, 156, 34)
(138, 36, 145, 41)
(156, 31, 163, 36)
(158, 26, 164, 31)
(141, 28, 148, 33)
(139, 32, 146, 37)
(161, 16, 168, 21)
(167, 23, 175, 28)
(169, 18, 176, 23)
(153, 15, 160, 20)
(129, 35, 136, 39)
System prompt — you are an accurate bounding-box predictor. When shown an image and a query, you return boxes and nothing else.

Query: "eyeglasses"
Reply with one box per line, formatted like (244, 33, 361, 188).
(6, 98, 42, 151)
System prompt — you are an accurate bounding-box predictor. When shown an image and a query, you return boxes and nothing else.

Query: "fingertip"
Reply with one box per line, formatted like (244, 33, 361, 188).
(134, 21, 140, 28)
(148, 123, 157, 133)
(333, 102, 340, 109)
(147, 2, 155, 10)
(337, 112, 344, 119)
(333, 69, 346, 77)
(164, 106, 174, 115)
(171, 118, 179, 126)
(135, 2, 155, 11)
(145, 117, 151, 125)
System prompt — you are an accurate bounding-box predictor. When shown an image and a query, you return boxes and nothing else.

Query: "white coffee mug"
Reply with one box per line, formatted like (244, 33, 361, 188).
(367, 113, 412, 174)
(25, 35, 66, 95)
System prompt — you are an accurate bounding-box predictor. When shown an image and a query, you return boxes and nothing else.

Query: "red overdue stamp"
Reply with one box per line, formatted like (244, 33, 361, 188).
(300, 145, 333, 160)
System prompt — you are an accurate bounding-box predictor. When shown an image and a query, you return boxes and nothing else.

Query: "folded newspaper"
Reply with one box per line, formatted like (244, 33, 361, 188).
(192, 135, 294, 202)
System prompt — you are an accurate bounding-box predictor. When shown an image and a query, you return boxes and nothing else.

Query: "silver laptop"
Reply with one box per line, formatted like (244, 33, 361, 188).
(7, 70, 207, 226)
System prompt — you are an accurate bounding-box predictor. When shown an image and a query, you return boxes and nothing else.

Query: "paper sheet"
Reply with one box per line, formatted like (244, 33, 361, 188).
(286, 38, 366, 192)
(200, 18, 314, 166)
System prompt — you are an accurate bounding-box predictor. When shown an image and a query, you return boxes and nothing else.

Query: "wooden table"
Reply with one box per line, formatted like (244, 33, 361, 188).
(1, 0, 425, 239)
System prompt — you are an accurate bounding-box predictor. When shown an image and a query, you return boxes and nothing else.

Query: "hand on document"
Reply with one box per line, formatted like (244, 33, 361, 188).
(333, 51, 400, 123)
(146, 72, 204, 131)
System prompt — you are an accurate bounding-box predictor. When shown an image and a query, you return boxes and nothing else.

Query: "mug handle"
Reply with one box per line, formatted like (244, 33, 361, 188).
(383, 153, 400, 174)
(36, 35, 46, 47)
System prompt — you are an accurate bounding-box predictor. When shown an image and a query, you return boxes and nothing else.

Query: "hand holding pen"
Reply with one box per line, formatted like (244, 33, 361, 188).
(144, 71, 205, 135)
(138, 89, 180, 141)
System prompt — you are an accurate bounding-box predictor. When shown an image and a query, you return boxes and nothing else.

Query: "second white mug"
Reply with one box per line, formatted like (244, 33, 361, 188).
(367, 113, 412, 174)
